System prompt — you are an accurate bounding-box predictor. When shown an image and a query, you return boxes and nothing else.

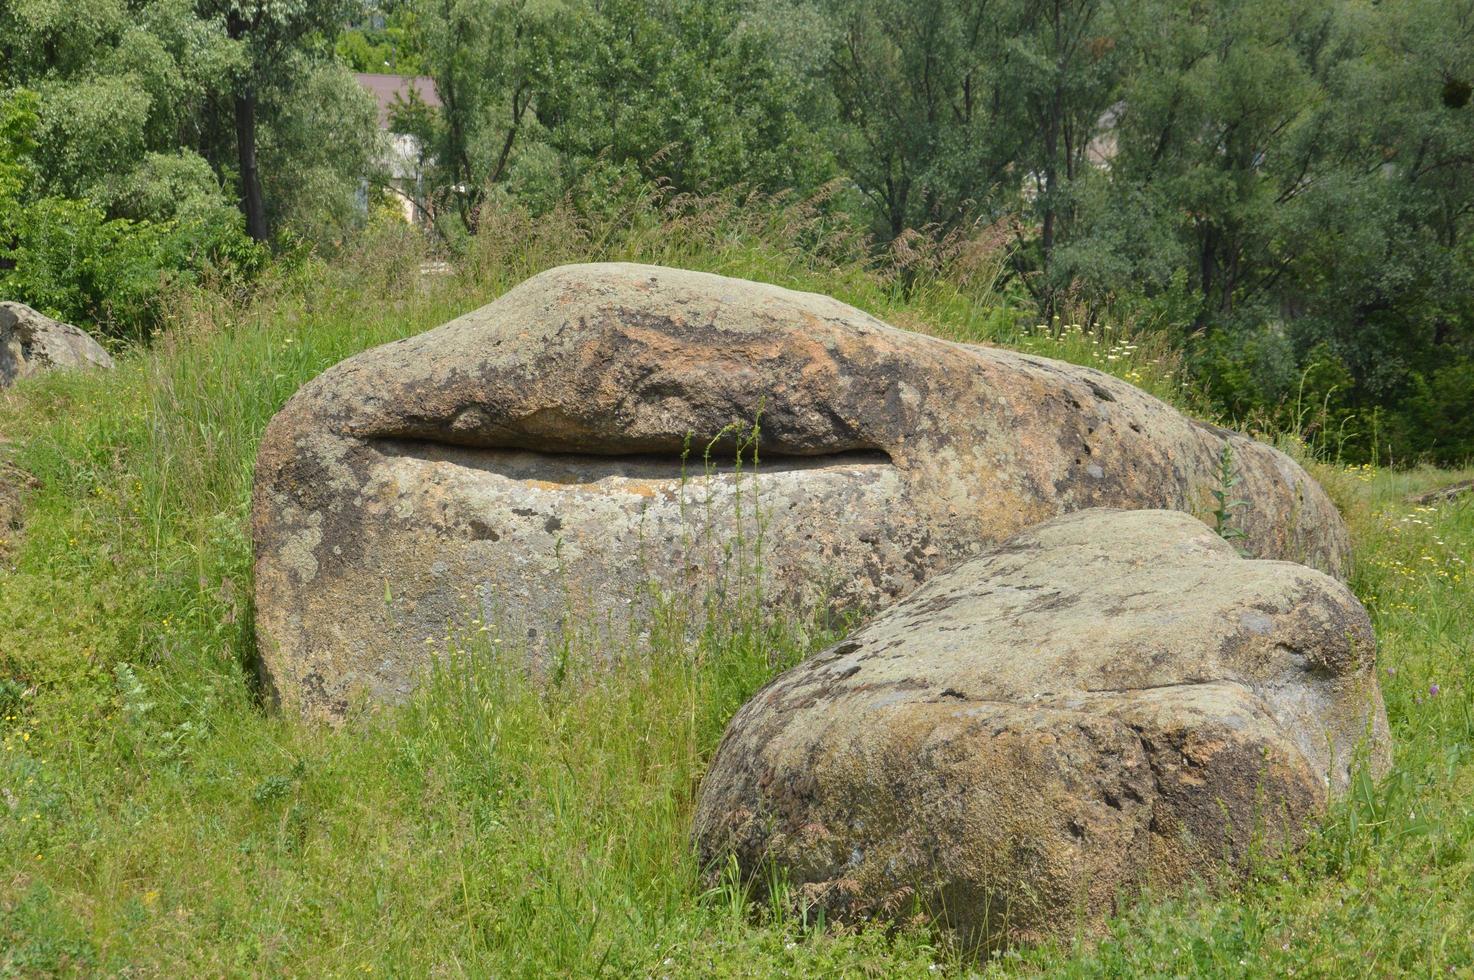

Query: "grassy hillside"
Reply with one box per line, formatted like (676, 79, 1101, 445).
(2, 213, 1471, 975)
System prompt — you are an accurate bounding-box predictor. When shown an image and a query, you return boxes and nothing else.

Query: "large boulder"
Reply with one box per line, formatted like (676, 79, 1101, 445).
(0, 302, 114, 387)
(253, 263, 1350, 719)
(692, 508, 1390, 948)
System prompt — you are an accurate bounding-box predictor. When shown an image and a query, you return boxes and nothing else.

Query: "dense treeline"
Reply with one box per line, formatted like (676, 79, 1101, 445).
(0, 0, 377, 332)
(2, 0, 1472, 463)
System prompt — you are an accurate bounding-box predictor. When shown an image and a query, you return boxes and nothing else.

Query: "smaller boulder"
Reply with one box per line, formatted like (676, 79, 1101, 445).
(693, 509, 1391, 949)
(0, 302, 114, 387)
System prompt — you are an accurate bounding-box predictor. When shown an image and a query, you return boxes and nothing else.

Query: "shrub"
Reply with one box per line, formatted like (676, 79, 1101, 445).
(1, 196, 262, 340)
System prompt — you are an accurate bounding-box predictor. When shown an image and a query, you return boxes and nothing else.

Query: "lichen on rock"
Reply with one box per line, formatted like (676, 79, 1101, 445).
(692, 508, 1392, 949)
(252, 263, 1354, 720)
(0, 302, 114, 387)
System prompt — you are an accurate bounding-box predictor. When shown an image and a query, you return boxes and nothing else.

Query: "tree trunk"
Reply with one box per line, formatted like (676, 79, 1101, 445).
(1040, 86, 1061, 269)
(235, 90, 268, 243)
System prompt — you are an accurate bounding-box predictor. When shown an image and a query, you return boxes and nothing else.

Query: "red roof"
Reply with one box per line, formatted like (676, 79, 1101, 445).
(353, 73, 441, 127)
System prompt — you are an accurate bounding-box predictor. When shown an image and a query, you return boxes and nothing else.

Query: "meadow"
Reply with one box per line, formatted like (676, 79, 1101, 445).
(2, 204, 1472, 976)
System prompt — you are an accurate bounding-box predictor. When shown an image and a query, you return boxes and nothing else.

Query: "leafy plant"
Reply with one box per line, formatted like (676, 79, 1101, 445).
(1211, 441, 1249, 546)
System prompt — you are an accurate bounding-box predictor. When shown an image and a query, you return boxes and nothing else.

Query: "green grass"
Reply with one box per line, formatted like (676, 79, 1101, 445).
(2, 207, 1472, 976)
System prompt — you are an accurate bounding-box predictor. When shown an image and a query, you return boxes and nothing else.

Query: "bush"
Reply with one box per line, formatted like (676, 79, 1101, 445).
(94, 150, 239, 229)
(1392, 363, 1474, 466)
(0, 89, 263, 339)
(1, 196, 263, 339)
(1189, 321, 1299, 424)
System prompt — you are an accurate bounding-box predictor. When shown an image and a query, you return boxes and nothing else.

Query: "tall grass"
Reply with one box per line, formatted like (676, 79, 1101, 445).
(2, 195, 1468, 975)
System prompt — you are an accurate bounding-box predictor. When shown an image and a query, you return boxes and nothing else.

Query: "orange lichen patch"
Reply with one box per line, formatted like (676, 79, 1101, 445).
(524, 477, 665, 498)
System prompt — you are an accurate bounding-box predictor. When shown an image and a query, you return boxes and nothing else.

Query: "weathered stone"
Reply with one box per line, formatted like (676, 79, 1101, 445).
(0, 302, 114, 387)
(252, 263, 1351, 719)
(692, 508, 1390, 948)
(0, 453, 36, 562)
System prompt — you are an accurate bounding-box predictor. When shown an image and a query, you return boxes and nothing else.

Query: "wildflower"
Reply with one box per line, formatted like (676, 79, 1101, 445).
(1430, 683, 1440, 697)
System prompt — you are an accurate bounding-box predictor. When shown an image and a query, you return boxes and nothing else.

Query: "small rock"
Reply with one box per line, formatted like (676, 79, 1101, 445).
(0, 302, 114, 387)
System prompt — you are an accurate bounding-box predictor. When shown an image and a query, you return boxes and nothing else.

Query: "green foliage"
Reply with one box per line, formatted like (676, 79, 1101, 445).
(3, 0, 242, 205)
(2, 0, 374, 316)
(1070, 0, 1474, 463)
(1210, 442, 1248, 544)
(0, 86, 262, 336)
(95, 151, 240, 228)
(541, 0, 836, 195)
(0, 88, 40, 236)
(5, 0, 1474, 458)
(1, 196, 266, 338)
(206, 0, 361, 72)
(31, 76, 152, 199)
(4, 198, 179, 334)
(404, 0, 837, 231)
(257, 59, 381, 246)
(823, 0, 1011, 238)
(1393, 361, 1474, 465)
(336, 2, 425, 73)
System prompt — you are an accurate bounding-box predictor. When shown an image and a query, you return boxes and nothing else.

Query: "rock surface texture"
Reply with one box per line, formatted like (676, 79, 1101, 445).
(0, 302, 114, 387)
(253, 263, 1351, 719)
(0, 457, 33, 562)
(693, 508, 1391, 947)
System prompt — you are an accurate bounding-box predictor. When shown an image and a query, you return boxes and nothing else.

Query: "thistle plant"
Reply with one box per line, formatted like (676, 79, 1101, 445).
(1212, 442, 1249, 547)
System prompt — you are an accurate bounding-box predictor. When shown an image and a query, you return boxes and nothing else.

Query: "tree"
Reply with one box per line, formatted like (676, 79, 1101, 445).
(1063, 0, 1474, 461)
(337, 2, 425, 73)
(1007, 0, 1124, 305)
(1293, 0, 1474, 459)
(199, 0, 360, 241)
(541, 0, 832, 195)
(0, 89, 41, 270)
(822, 0, 1016, 239)
(0, 0, 373, 332)
(406, 0, 831, 231)
(406, 0, 567, 230)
